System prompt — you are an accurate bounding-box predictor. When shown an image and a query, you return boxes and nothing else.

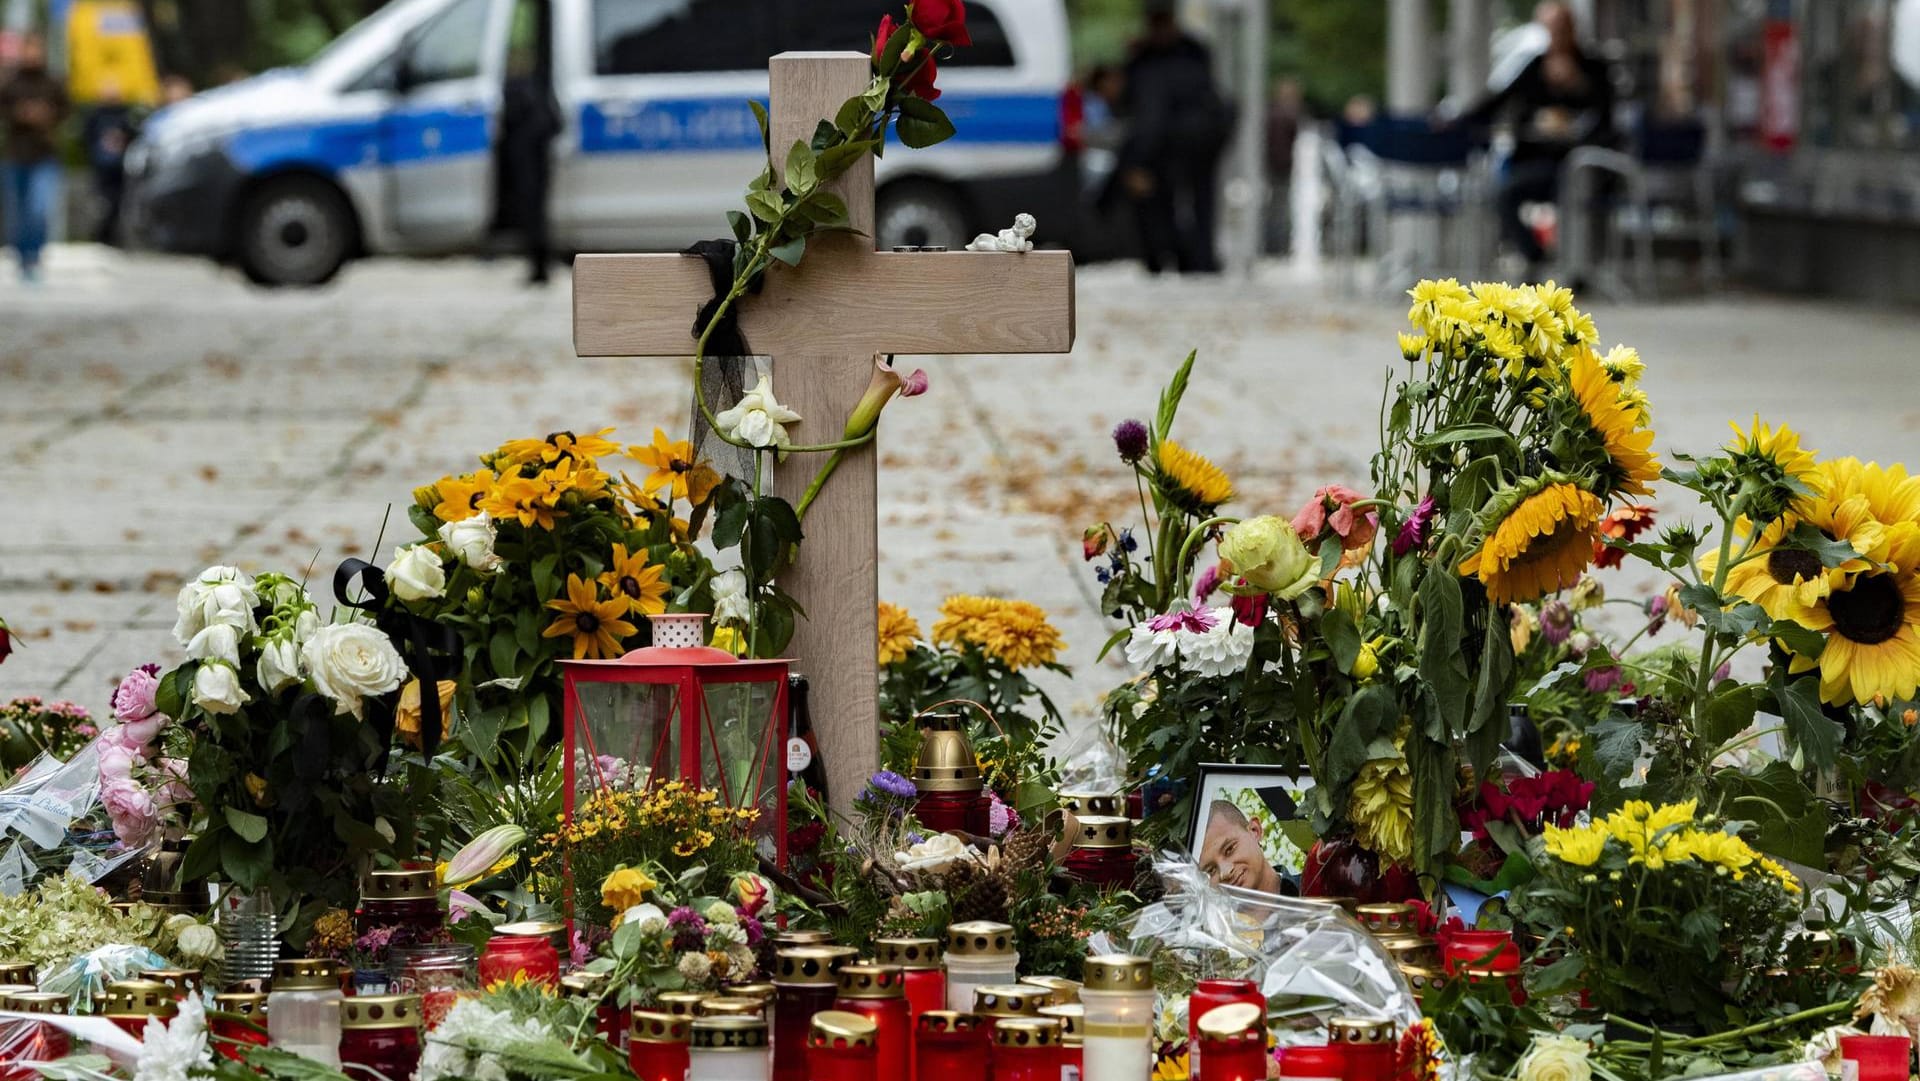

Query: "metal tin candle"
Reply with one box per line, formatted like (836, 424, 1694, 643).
(916, 1010, 989, 1081)
(690, 1014, 772, 1081)
(1400, 966, 1448, 1005)
(1328, 1018, 1396, 1081)
(210, 991, 271, 1060)
(1197, 1003, 1268, 1081)
(701, 997, 768, 1019)
(912, 727, 990, 835)
(833, 965, 909, 1081)
(1022, 977, 1082, 1006)
(1058, 791, 1125, 818)
(267, 959, 344, 1066)
(1376, 935, 1441, 970)
(943, 921, 1018, 1012)
(771, 930, 835, 950)
(661, 991, 714, 1018)
(0, 963, 34, 986)
(630, 1011, 693, 1081)
(338, 994, 423, 1081)
(1353, 902, 1417, 936)
(480, 921, 564, 988)
(1187, 978, 1263, 1081)
(357, 868, 443, 938)
(1080, 955, 1155, 1081)
(101, 979, 178, 1038)
(562, 971, 623, 1043)
(139, 967, 204, 1001)
(774, 947, 854, 1081)
(973, 984, 1048, 1035)
(805, 1010, 877, 1081)
(989, 1017, 1063, 1081)
(0, 990, 70, 1080)
(1037, 1005, 1083, 1081)
(1280, 1043, 1345, 1081)
(727, 983, 778, 1009)
(1062, 816, 1137, 889)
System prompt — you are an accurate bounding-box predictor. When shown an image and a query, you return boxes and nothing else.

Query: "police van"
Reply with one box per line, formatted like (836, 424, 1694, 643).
(124, 0, 1077, 286)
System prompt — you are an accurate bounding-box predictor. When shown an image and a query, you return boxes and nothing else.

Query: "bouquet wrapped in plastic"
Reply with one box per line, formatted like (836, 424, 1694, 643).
(0, 739, 146, 896)
(40, 943, 172, 1013)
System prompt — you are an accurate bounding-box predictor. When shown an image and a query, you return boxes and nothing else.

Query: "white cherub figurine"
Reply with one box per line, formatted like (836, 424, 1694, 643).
(966, 212, 1037, 253)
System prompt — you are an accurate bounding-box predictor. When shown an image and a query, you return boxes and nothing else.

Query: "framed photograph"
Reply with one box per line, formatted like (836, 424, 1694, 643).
(1189, 764, 1317, 896)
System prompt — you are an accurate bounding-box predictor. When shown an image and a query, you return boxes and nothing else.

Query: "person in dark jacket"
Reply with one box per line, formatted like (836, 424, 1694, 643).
(1120, 0, 1233, 274)
(1456, 1, 1616, 271)
(82, 83, 137, 246)
(496, 3, 560, 286)
(0, 34, 69, 281)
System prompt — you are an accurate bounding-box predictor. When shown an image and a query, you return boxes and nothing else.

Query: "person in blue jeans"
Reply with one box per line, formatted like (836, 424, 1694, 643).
(0, 34, 69, 282)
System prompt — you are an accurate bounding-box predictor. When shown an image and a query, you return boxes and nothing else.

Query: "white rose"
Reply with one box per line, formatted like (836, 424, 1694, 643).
(191, 663, 247, 715)
(715, 373, 801, 453)
(1519, 1035, 1592, 1081)
(185, 623, 242, 666)
(895, 832, 976, 873)
(255, 635, 302, 694)
(302, 622, 408, 719)
(438, 513, 503, 572)
(172, 565, 257, 643)
(176, 923, 222, 961)
(292, 608, 321, 646)
(388, 544, 448, 602)
(712, 570, 752, 626)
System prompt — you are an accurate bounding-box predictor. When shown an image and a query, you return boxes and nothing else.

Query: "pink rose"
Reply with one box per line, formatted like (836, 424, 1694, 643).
(156, 757, 194, 810)
(100, 777, 158, 847)
(97, 742, 136, 782)
(112, 666, 161, 723)
(118, 715, 163, 749)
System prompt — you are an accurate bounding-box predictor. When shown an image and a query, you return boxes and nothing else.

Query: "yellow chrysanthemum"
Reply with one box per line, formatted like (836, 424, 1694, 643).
(1566, 347, 1660, 498)
(1788, 522, 1920, 706)
(1664, 828, 1757, 878)
(1398, 333, 1429, 361)
(1725, 416, 1820, 498)
(877, 601, 921, 667)
(1758, 857, 1802, 893)
(1599, 344, 1645, 385)
(1460, 483, 1606, 605)
(1349, 728, 1414, 865)
(1542, 823, 1608, 867)
(429, 470, 495, 523)
(1598, 799, 1698, 869)
(1154, 439, 1234, 515)
(597, 543, 668, 619)
(931, 595, 1065, 670)
(542, 574, 637, 660)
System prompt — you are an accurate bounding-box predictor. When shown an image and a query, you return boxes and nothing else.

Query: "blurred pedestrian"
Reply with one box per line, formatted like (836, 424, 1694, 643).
(1264, 78, 1303, 255)
(82, 81, 136, 245)
(159, 73, 194, 107)
(1453, 1, 1615, 275)
(1, 33, 69, 282)
(1121, 0, 1233, 274)
(498, 24, 559, 286)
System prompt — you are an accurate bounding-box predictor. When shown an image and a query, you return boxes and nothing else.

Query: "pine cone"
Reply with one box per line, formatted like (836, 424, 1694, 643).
(1002, 823, 1049, 871)
(954, 866, 1012, 925)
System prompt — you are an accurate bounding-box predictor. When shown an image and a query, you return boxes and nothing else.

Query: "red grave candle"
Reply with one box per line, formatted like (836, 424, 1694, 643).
(479, 921, 562, 989)
(989, 1017, 1063, 1081)
(338, 995, 424, 1081)
(916, 1011, 988, 1081)
(630, 1011, 693, 1081)
(806, 1010, 878, 1081)
(0, 991, 71, 1081)
(1328, 1018, 1396, 1081)
(1061, 816, 1137, 889)
(1189, 979, 1263, 1080)
(776, 947, 858, 1081)
(1279, 1043, 1345, 1081)
(101, 979, 176, 1039)
(1842, 1034, 1913, 1081)
(210, 992, 271, 1061)
(874, 938, 944, 1076)
(832, 965, 910, 1081)
(1197, 1003, 1268, 1081)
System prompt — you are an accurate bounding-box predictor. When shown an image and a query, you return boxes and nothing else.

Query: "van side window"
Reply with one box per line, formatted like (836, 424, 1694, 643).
(406, 0, 493, 85)
(594, 0, 770, 75)
(778, 1, 1015, 68)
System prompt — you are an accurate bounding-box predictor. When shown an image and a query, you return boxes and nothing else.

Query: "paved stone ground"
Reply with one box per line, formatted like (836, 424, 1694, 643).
(4, 248, 1919, 743)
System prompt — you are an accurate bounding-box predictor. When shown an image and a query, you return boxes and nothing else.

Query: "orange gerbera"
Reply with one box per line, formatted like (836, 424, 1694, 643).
(543, 574, 636, 660)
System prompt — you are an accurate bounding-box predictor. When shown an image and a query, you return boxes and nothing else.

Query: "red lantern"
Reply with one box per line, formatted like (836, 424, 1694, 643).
(560, 613, 792, 869)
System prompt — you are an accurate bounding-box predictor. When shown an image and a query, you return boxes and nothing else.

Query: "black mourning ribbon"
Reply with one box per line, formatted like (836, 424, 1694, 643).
(326, 558, 464, 763)
(686, 239, 763, 356)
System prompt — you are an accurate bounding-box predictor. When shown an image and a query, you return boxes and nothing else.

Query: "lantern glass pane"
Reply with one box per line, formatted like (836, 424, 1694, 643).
(699, 681, 778, 832)
(573, 680, 678, 796)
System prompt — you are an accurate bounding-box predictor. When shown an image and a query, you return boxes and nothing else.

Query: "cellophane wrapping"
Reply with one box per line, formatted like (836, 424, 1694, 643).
(0, 738, 150, 896)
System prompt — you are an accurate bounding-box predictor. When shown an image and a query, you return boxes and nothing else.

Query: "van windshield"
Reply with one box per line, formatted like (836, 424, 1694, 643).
(302, 0, 446, 82)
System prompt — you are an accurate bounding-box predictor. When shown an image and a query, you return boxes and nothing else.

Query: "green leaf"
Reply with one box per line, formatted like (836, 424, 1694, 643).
(154, 665, 194, 720)
(461, 705, 510, 762)
(727, 211, 751, 243)
(1774, 673, 1840, 768)
(1701, 682, 1762, 745)
(748, 99, 771, 151)
(833, 95, 867, 135)
(611, 919, 644, 959)
(801, 191, 851, 229)
(894, 96, 956, 149)
(1321, 606, 1362, 675)
(531, 552, 560, 602)
(817, 139, 878, 184)
(1788, 521, 1861, 569)
(181, 829, 222, 884)
(769, 235, 807, 267)
(1767, 618, 1826, 659)
(1725, 761, 1825, 865)
(223, 807, 269, 844)
(1408, 734, 1458, 872)
(809, 119, 839, 152)
(219, 832, 273, 891)
(1417, 570, 1468, 736)
(784, 139, 817, 195)
(1152, 350, 1197, 447)
(713, 499, 748, 550)
(1325, 682, 1395, 787)
(1466, 612, 1515, 772)
(745, 190, 785, 224)
(1412, 424, 1518, 451)
(489, 628, 519, 679)
(878, 24, 911, 72)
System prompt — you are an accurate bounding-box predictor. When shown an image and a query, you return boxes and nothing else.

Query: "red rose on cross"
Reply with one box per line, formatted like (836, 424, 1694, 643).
(910, 0, 972, 46)
(0, 620, 11, 666)
(874, 15, 941, 101)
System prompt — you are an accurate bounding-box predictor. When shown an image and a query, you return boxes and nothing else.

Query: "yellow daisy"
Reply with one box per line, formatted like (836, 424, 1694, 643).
(481, 474, 558, 530)
(496, 428, 621, 469)
(1460, 482, 1605, 605)
(877, 601, 921, 667)
(632, 429, 721, 505)
(1154, 439, 1234, 516)
(1566, 347, 1660, 498)
(430, 470, 495, 523)
(597, 543, 668, 618)
(542, 574, 637, 660)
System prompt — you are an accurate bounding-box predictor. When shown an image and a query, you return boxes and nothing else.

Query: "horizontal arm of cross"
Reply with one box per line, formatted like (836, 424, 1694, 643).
(573, 246, 1075, 358)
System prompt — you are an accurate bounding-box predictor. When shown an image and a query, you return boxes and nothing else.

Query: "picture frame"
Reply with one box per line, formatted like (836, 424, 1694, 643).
(1188, 763, 1317, 897)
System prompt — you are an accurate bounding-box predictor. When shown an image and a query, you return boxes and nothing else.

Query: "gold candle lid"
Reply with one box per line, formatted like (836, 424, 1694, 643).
(1199, 1002, 1265, 1043)
(690, 1014, 769, 1051)
(631, 1010, 693, 1044)
(1059, 791, 1125, 816)
(362, 867, 438, 902)
(5, 991, 68, 1014)
(1071, 815, 1132, 849)
(776, 946, 859, 987)
(0, 962, 35, 985)
(211, 991, 269, 1016)
(1297, 896, 1359, 913)
(1038, 1004, 1084, 1045)
(973, 983, 1047, 1018)
(836, 964, 905, 1000)
(697, 996, 764, 1018)
(656, 991, 709, 1016)
(494, 920, 566, 944)
(559, 971, 611, 997)
(724, 981, 776, 1004)
(1400, 966, 1448, 991)
(945, 921, 1014, 958)
(1329, 1017, 1396, 1044)
(140, 968, 203, 994)
(1022, 976, 1081, 1004)
(271, 958, 340, 991)
(918, 1010, 985, 1036)
(873, 937, 942, 971)
(771, 929, 834, 948)
(1354, 902, 1416, 930)
(102, 980, 179, 1019)
(913, 729, 984, 793)
(1082, 954, 1153, 993)
(807, 1010, 879, 1049)
(992, 1016, 1062, 1049)
(340, 994, 423, 1030)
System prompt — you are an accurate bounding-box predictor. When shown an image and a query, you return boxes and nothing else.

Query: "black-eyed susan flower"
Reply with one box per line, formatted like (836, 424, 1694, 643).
(597, 543, 668, 619)
(430, 470, 495, 523)
(1460, 480, 1606, 605)
(1153, 439, 1234, 516)
(632, 428, 721, 505)
(542, 574, 636, 660)
(481, 474, 557, 530)
(495, 428, 620, 469)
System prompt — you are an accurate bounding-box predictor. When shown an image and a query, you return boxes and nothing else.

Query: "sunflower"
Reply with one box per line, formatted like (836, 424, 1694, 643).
(877, 601, 922, 666)
(932, 595, 1064, 670)
(1702, 457, 1890, 619)
(597, 543, 668, 618)
(495, 428, 621, 469)
(429, 470, 495, 523)
(481, 474, 558, 530)
(632, 429, 722, 505)
(1153, 439, 1234, 515)
(1565, 347, 1659, 497)
(1787, 524, 1920, 706)
(1460, 481, 1605, 605)
(543, 574, 637, 660)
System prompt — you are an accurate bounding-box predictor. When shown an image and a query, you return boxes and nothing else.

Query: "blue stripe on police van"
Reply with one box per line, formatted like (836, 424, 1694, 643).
(579, 92, 1059, 154)
(225, 106, 492, 174)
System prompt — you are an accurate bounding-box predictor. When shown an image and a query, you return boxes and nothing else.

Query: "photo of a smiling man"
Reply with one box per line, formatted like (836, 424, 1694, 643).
(1191, 767, 1313, 896)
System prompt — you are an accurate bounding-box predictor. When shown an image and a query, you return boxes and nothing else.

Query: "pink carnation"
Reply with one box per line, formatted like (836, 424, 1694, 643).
(100, 776, 158, 847)
(111, 665, 162, 723)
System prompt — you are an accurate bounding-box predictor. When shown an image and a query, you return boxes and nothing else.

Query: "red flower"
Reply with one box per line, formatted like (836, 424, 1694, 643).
(0, 621, 10, 666)
(1593, 505, 1656, 569)
(874, 15, 941, 100)
(910, 0, 972, 46)
(1230, 591, 1268, 627)
(1293, 485, 1378, 552)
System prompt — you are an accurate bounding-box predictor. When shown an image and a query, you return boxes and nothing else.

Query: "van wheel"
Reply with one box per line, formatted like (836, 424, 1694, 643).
(237, 176, 354, 287)
(876, 181, 970, 251)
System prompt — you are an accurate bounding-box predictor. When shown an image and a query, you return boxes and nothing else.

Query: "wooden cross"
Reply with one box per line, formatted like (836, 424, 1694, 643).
(573, 52, 1077, 815)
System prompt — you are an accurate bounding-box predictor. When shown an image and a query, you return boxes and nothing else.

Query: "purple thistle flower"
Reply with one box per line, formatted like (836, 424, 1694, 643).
(1540, 600, 1574, 646)
(869, 770, 917, 800)
(1392, 496, 1436, 556)
(1113, 419, 1149, 465)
